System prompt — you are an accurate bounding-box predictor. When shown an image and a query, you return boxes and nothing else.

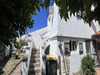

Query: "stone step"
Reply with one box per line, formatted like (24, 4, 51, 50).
(29, 73, 41, 75)
(29, 67, 41, 74)
(30, 58, 40, 62)
(32, 66, 40, 70)
(31, 53, 40, 56)
(30, 62, 40, 67)
(31, 54, 40, 58)
(32, 49, 40, 51)
(32, 50, 40, 54)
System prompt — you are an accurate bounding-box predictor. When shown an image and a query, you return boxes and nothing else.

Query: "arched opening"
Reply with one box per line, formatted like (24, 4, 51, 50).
(44, 45, 50, 55)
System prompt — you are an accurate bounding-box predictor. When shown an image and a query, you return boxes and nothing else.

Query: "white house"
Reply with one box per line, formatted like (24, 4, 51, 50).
(22, 1, 100, 75)
(40, 1, 100, 74)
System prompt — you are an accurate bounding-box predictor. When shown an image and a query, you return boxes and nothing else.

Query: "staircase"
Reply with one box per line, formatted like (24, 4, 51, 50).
(28, 48, 41, 75)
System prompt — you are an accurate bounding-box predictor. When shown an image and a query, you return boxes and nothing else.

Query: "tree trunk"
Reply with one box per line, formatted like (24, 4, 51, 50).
(9, 45, 12, 57)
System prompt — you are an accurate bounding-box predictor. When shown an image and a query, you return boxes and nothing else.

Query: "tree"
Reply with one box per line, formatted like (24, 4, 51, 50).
(14, 39, 27, 50)
(0, 0, 50, 46)
(55, 0, 100, 25)
(1, 0, 100, 46)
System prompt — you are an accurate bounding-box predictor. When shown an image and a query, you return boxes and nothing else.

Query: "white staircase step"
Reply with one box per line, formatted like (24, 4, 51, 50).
(32, 54, 40, 56)
(32, 50, 40, 54)
(31, 54, 40, 58)
(29, 73, 41, 75)
(28, 48, 41, 75)
(30, 62, 40, 67)
(30, 58, 40, 62)
(29, 67, 41, 72)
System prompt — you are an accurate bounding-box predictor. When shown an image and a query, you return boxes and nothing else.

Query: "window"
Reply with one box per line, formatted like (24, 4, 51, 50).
(64, 42, 70, 56)
(72, 41, 77, 51)
(85, 40, 91, 54)
(64, 41, 77, 55)
(64, 42, 70, 53)
(79, 43, 83, 55)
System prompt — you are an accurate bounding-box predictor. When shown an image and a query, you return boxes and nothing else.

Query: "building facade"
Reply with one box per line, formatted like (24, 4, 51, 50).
(22, 1, 100, 75)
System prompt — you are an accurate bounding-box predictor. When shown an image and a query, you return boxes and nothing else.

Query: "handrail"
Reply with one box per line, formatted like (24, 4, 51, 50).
(26, 40, 34, 75)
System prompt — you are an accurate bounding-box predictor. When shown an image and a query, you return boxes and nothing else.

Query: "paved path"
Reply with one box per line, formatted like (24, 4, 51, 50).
(95, 67, 100, 75)
(10, 62, 21, 75)
(9, 62, 100, 75)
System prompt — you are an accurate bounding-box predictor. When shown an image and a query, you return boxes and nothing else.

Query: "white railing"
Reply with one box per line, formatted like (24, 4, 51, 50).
(22, 59, 28, 75)
(22, 39, 34, 75)
(26, 40, 34, 75)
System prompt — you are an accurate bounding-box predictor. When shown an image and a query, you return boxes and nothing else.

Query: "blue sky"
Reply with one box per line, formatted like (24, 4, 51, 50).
(27, 0, 53, 34)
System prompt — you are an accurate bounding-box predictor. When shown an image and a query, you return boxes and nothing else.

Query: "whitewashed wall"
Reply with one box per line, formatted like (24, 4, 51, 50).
(57, 36, 87, 74)
(48, 2, 100, 39)
(47, 3, 58, 36)
(49, 37, 58, 57)
(29, 27, 47, 49)
(57, 15, 100, 39)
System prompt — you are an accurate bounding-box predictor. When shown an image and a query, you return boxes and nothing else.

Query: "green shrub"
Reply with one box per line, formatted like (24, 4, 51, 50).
(12, 53, 16, 58)
(17, 50, 21, 56)
(81, 55, 95, 75)
(12, 50, 21, 59)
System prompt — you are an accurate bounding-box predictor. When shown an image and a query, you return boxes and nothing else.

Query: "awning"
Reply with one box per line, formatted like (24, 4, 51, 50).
(93, 31, 100, 36)
(92, 31, 100, 39)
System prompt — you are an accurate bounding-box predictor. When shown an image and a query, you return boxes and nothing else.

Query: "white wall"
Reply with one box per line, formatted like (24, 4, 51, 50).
(29, 27, 47, 49)
(48, 2, 100, 39)
(69, 41, 86, 73)
(57, 15, 96, 39)
(47, 3, 59, 36)
(57, 36, 87, 74)
(50, 37, 58, 57)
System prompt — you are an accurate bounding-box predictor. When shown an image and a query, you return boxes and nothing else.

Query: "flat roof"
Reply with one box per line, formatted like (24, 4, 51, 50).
(28, 27, 47, 34)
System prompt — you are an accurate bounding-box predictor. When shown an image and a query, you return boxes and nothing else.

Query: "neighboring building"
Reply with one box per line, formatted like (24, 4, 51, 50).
(22, 1, 100, 75)
(0, 44, 10, 60)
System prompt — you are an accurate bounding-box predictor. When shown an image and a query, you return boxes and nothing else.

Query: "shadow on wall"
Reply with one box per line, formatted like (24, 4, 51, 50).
(44, 45, 50, 55)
